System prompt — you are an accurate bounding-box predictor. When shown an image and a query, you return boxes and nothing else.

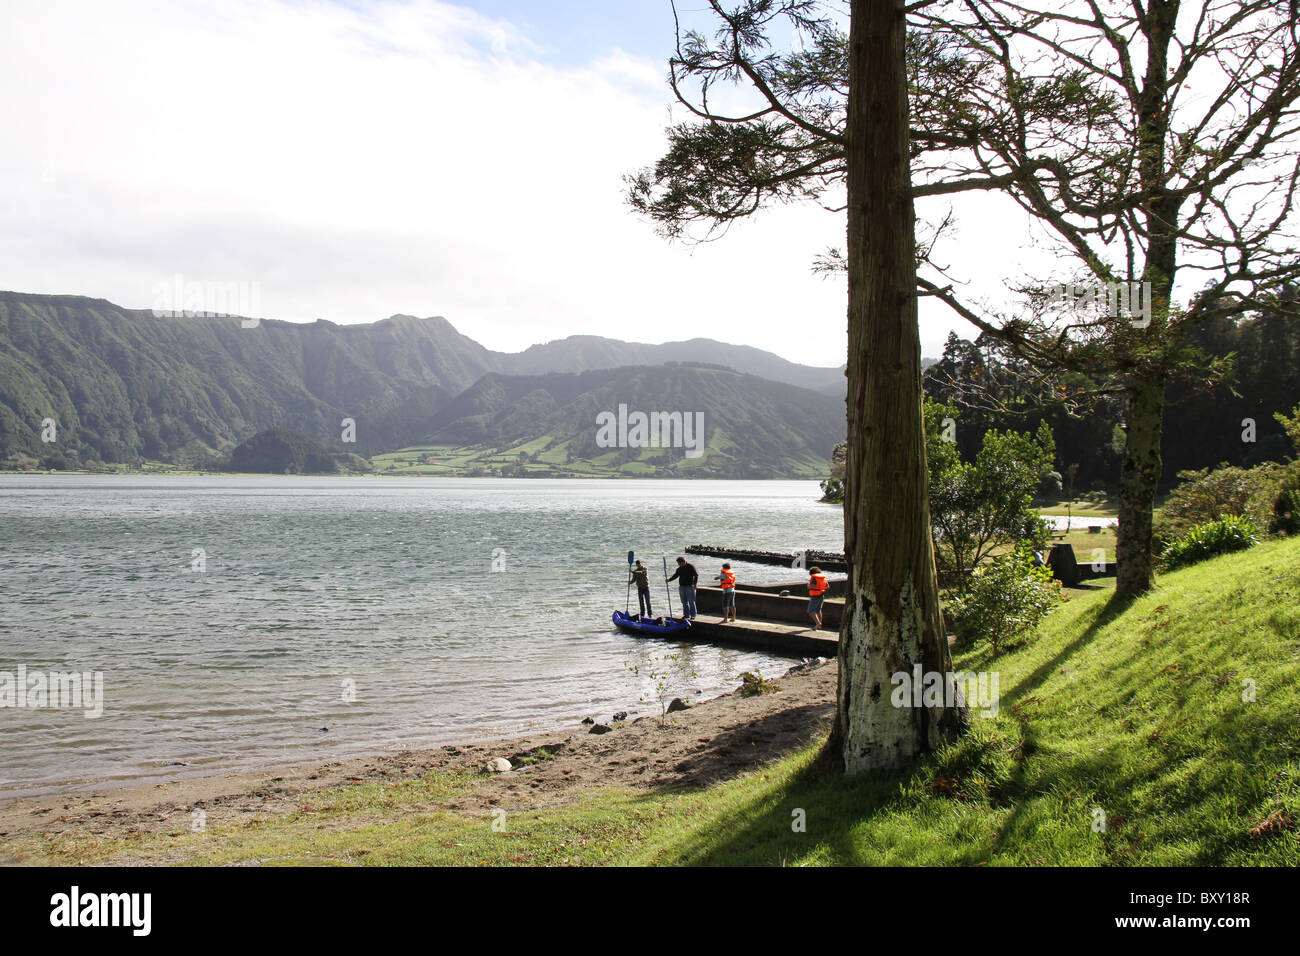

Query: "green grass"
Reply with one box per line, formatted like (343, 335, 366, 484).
(2, 460, 219, 477)
(1038, 498, 1119, 518)
(367, 429, 830, 478)
(1053, 525, 1117, 561)
(500, 437, 553, 458)
(991, 525, 1118, 562)
(535, 440, 573, 465)
(23, 434, 828, 482)
(15, 538, 1299, 866)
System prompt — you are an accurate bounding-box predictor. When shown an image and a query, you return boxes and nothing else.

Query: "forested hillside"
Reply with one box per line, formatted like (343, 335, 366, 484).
(0, 291, 842, 473)
(922, 296, 1300, 492)
(388, 363, 842, 479)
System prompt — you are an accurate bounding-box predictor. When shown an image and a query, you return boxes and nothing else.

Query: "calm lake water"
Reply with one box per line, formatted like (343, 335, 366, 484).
(0, 476, 844, 799)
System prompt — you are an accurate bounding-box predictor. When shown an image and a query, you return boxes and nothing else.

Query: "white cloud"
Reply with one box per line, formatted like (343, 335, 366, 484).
(0, 0, 997, 368)
(589, 48, 664, 88)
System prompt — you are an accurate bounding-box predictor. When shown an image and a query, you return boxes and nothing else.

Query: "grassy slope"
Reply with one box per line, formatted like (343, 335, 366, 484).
(640, 536, 1299, 866)
(19, 538, 1299, 866)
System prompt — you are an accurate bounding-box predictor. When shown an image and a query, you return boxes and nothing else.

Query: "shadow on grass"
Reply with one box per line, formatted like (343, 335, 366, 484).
(654, 741, 916, 866)
(656, 710, 1256, 866)
(648, 593, 1193, 866)
(998, 591, 1139, 709)
(638, 577, 1293, 866)
(945, 591, 1143, 859)
(983, 718, 1268, 866)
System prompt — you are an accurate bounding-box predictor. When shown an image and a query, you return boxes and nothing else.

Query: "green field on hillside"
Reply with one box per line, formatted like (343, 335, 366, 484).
(370, 435, 828, 479)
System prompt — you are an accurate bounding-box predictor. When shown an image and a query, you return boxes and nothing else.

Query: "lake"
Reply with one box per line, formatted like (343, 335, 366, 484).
(0, 475, 844, 798)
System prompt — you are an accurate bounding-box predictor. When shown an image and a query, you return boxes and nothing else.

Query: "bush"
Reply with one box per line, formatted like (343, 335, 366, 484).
(1158, 515, 1260, 572)
(1153, 464, 1282, 551)
(737, 671, 781, 697)
(820, 442, 846, 503)
(1269, 464, 1300, 536)
(2, 453, 39, 471)
(1038, 470, 1063, 499)
(946, 547, 1062, 652)
(926, 401, 1057, 586)
(1150, 511, 1183, 555)
(1263, 405, 1300, 536)
(1268, 476, 1300, 538)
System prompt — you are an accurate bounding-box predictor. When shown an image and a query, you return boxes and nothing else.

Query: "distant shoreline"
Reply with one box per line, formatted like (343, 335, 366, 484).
(0, 469, 823, 481)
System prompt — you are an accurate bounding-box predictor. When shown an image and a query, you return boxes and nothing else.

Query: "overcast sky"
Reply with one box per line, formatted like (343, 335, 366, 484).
(1, 0, 1047, 368)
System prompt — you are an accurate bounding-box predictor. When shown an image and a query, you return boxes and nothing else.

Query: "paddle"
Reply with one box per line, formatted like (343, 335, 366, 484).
(626, 550, 634, 615)
(663, 555, 675, 619)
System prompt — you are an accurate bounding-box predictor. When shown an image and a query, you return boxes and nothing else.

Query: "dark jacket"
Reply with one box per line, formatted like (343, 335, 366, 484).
(629, 567, 650, 591)
(666, 562, 698, 587)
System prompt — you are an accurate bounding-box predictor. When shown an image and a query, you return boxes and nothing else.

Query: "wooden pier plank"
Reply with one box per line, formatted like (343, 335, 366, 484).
(618, 615, 838, 658)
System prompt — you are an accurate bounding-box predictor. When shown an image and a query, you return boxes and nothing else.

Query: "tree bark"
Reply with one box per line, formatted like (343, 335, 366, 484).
(1115, 0, 1180, 596)
(1115, 375, 1164, 593)
(832, 0, 964, 774)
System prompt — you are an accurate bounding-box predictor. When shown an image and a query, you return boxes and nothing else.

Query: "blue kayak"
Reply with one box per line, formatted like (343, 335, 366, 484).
(611, 610, 692, 637)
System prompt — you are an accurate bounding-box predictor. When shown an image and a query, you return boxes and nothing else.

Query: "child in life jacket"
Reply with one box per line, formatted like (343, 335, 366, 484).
(716, 563, 737, 623)
(807, 566, 829, 630)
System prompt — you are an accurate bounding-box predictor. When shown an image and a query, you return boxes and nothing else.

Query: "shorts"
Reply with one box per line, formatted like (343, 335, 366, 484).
(808, 594, 825, 614)
(721, 588, 736, 610)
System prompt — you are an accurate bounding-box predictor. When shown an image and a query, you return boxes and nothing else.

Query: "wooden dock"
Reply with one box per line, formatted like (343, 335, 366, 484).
(622, 583, 842, 658)
(685, 617, 838, 657)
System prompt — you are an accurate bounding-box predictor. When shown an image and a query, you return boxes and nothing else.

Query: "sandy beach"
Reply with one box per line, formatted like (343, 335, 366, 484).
(0, 658, 836, 862)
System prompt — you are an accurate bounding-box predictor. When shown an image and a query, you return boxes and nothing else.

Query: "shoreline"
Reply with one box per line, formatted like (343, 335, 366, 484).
(0, 671, 773, 806)
(0, 716, 610, 806)
(0, 470, 824, 481)
(0, 659, 836, 863)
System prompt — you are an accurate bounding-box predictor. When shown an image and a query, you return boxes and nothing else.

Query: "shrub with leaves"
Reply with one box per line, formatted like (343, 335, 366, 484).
(1270, 465, 1300, 535)
(925, 401, 1057, 588)
(946, 546, 1062, 652)
(1268, 404, 1300, 536)
(820, 441, 846, 503)
(1159, 515, 1260, 572)
(737, 671, 780, 697)
(1153, 464, 1280, 550)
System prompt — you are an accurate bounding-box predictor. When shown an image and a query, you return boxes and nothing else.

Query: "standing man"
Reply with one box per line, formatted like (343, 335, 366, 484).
(666, 556, 698, 620)
(629, 559, 652, 618)
(807, 565, 829, 630)
(717, 562, 737, 623)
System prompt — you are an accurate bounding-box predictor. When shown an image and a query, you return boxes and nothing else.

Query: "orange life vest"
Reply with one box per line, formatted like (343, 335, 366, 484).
(719, 568, 736, 589)
(809, 573, 828, 596)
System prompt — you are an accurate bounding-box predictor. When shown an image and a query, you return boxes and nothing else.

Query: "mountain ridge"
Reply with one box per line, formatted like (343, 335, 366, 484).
(0, 291, 846, 475)
(370, 362, 842, 479)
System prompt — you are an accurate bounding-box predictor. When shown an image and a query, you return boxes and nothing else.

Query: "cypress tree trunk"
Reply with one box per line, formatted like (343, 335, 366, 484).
(832, 0, 964, 774)
(1115, 0, 1179, 597)
(1115, 375, 1164, 594)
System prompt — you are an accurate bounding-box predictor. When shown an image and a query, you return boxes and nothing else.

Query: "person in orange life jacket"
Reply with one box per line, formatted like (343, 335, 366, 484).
(806, 566, 829, 630)
(629, 559, 652, 618)
(715, 562, 737, 623)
